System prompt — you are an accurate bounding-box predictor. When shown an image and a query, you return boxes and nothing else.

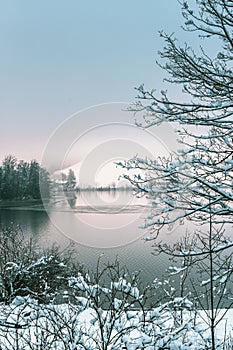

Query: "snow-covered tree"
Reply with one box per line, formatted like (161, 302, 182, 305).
(120, 0, 233, 235)
(0, 226, 81, 303)
(119, 3, 233, 349)
(154, 219, 233, 350)
(0, 260, 215, 350)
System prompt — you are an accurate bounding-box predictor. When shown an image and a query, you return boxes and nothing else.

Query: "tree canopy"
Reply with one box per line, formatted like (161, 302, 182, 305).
(0, 156, 50, 201)
(121, 0, 233, 234)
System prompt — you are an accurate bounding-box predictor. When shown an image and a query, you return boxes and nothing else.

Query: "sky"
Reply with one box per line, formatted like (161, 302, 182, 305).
(0, 0, 194, 183)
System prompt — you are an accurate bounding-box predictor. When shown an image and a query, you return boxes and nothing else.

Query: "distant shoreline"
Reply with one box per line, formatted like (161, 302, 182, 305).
(76, 187, 133, 192)
(0, 188, 135, 211)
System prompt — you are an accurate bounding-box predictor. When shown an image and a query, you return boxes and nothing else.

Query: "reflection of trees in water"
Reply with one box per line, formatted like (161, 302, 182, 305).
(0, 209, 50, 238)
(76, 185, 132, 192)
(65, 191, 77, 209)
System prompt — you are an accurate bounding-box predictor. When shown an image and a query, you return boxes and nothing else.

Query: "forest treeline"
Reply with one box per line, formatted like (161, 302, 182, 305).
(0, 155, 50, 200)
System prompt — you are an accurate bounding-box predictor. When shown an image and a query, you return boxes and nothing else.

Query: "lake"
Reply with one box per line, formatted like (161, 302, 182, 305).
(0, 190, 192, 287)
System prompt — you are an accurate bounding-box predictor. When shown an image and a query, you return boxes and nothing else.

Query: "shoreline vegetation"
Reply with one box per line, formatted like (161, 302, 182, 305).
(0, 156, 50, 202)
(0, 226, 231, 348)
(0, 155, 133, 210)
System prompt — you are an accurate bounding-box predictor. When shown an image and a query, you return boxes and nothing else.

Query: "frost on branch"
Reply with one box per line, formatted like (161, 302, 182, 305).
(0, 268, 221, 349)
(122, 0, 233, 234)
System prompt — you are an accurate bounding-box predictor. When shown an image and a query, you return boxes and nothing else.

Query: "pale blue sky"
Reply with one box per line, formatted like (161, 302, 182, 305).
(0, 0, 188, 163)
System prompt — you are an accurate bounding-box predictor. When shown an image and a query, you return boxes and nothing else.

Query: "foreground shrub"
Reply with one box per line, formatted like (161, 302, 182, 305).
(0, 225, 81, 303)
(0, 226, 231, 348)
(0, 273, 231, 349)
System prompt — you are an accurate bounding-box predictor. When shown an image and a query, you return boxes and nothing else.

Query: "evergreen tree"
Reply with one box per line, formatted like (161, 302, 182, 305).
(1, 155, 17, 200)
(27, 160, 40, 199)
(16, 160, 30, 199)
(0, 156, 51, 201)
(39, 167, 51, 199)
(0, 167, 2, 200)
(64, 169, 76, 191)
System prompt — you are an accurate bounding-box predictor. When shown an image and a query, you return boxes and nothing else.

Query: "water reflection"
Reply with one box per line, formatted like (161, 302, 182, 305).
(0, 191, 188, 287)
(0, 209, 50, 238)
(46, 190, 150, 248)
(63, 189, 140, 213)
(65, 191, 77, 209)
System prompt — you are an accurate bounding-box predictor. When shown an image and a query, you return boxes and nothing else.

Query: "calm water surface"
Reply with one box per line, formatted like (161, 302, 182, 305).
(0, 191, 189, 286)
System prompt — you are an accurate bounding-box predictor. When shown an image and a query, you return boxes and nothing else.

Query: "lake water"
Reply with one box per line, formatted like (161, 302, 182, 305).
(0, 190, 190, 287)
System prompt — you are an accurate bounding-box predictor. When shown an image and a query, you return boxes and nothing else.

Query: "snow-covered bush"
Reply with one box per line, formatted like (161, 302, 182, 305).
(0, 281, 231, 349)
(0, 258, 231, 349)
(0, 280, 203, 349)
(0, 225, 82, 303)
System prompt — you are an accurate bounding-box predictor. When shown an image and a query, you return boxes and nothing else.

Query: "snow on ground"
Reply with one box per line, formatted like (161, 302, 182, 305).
(0, 297, 232, 349)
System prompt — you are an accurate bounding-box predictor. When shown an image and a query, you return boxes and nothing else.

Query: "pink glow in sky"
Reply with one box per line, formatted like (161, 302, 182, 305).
(0, 0, 187, 164)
